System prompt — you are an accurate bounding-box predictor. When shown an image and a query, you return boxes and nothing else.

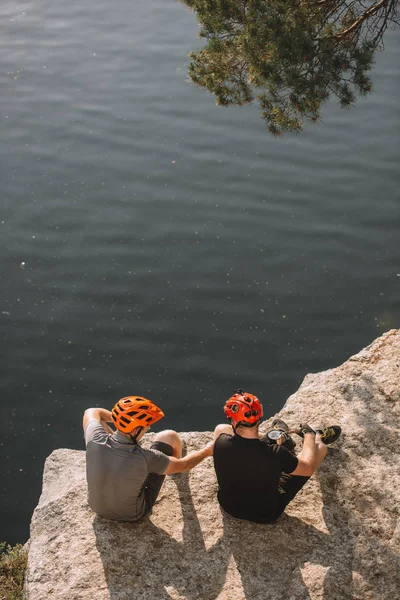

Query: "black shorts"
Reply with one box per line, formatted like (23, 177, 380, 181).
(143, 441, 174, 514)
(276, 471, 310, 514)
(261, 436, 310, 516)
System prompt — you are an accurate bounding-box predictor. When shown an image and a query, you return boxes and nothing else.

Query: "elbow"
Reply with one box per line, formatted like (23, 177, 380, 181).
(177, 460, 189, 474)
(82, 408, 92, 427)
(304, 460, 316, 476)
(84, 408, 96, 418)
(166, 459, 186, 476)
(295, 459, 315, 477)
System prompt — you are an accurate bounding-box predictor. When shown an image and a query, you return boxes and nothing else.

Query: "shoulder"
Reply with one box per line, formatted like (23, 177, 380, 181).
(215, 432, 234, 446)
(140, 446, 170, 473)
(84, 420, 109, 446)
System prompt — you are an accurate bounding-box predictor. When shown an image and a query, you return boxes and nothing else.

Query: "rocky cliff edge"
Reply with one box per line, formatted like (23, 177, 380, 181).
(24, 330, 400, 600)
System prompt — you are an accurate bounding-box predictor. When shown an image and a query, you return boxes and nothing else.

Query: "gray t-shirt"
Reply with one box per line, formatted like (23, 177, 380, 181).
(84, 420, 170, 520)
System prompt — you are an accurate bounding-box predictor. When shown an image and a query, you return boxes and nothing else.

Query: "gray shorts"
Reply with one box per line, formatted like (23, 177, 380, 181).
(143, 441, 173, 514)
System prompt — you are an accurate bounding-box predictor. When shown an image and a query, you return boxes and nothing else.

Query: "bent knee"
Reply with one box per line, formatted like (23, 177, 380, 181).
(154, 429, 182, 457)
(155, 428, 178, 437)
(154, 429, 179, 443)
(214, 423, 233, 439)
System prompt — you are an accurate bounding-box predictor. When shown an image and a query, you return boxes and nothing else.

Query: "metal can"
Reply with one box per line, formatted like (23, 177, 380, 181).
(267, 429, 287, 445)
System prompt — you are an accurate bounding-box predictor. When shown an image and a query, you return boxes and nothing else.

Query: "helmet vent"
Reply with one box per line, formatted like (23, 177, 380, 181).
(111, 396, 164, 433)
(224, 390, 263, 425)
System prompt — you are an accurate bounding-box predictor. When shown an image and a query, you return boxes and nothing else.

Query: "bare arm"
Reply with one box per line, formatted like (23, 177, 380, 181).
(82, 407, 113, 433)
(163, 441, 214, 475)
(288, 433, 317, 477)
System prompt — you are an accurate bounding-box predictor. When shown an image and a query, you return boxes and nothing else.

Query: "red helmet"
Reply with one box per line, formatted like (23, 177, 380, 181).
(224, 388, 263, 426)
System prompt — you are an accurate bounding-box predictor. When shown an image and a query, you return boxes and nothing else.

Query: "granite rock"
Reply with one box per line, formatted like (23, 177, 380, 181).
(24, 330, 400, 600)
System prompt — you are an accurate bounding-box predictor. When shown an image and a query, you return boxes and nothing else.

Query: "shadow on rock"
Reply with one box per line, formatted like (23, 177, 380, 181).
(221, 509, 334, 600)
(317, 446, 400, 600)
(340, 373, 398, 456)
(93, 471, 230, 600)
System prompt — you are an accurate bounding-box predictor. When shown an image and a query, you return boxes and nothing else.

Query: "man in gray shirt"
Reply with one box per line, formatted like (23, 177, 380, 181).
(83, 396, 213, 521)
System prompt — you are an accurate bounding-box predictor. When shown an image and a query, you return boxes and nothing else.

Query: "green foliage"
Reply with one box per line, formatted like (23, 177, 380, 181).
(0, 543, 27, 600)
(180, 0, 398, 135)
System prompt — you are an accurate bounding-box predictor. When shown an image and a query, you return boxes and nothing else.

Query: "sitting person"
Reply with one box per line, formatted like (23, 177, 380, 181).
(212, 388, 341, 523)
(83, 396, 213, 521)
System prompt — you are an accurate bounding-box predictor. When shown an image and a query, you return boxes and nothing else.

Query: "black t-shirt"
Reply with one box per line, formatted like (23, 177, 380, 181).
(213, 433, 298, 523)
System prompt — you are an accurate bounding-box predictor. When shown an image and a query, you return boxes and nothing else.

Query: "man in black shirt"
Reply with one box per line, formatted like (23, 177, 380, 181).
(213, 389, 341, 523)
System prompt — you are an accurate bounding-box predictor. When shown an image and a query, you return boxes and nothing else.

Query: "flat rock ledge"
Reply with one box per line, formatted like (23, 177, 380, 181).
(24, 330, 400, 600)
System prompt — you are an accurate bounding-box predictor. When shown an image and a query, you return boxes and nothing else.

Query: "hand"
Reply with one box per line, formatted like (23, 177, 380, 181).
(299, 423, 316, 436)
(101, 419, 114, 434)
(289, 424, 316, 437)
(203, 440, 214, 457)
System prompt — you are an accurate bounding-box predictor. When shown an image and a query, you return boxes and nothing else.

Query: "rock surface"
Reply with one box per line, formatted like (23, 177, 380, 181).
(24, 330, 400, 600)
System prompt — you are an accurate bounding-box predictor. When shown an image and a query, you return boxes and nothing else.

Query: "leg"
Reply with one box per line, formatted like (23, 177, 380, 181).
(142, 430, 182, 514)
(277, 435, 327, 511)
(154, 429, 182, 458)
(297, 435, 328, 472)
(214, 423, 234, 440)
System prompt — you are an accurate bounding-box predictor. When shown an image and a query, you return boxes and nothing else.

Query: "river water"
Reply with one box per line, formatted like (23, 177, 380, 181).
(0, 1, 399, 545)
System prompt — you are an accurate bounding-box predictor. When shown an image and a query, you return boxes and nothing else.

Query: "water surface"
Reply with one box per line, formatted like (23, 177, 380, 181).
(0, 1, 399, 544)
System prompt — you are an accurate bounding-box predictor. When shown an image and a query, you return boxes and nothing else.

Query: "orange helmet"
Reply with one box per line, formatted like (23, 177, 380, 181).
(111, 396, 164, 434)
(224, 388, 263, 427)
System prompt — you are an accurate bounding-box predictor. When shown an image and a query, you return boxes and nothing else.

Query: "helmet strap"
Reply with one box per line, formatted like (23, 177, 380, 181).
(129, 426, 143, 443)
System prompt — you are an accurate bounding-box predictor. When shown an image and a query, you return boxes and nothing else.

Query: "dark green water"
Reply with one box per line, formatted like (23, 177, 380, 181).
(0, 1, 399, 545)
